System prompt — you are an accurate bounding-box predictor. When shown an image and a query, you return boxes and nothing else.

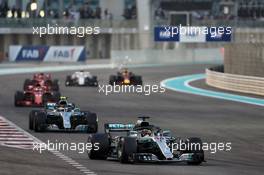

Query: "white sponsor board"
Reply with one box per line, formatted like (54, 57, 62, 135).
(179, 27, 206, 43)
(9, 46, 22, 61)
(9, 45, 85, 62)
(43, 46, 85, 62)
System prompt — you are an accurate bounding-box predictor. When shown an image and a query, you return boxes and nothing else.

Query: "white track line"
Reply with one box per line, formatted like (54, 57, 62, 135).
(0, 116, 97, 175)
(0, 128, 19, 131)
(0, 138, 34, 141)
(0, 135, 28, 137)
(0, 131, 23, 133)
(0, 117, 35, 149)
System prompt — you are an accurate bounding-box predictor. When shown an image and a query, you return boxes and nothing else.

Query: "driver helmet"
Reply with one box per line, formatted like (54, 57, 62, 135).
(136, 120, 142, 126)
(35, 84, 42, 91)
(122, 68, 129, 75)
(57, 96, 68, 108)
(141, 129, 151, 137)
(124, 68, 128, 73)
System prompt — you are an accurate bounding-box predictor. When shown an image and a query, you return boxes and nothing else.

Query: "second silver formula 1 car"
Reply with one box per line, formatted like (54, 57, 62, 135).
(29, 97, 98, 133)
(87, 116, 205, 164)
(65, 71, 98, 87)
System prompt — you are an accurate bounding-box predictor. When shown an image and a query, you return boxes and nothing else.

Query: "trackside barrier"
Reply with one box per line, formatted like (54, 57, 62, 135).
(9, 45, 86, 62)
(206, 66, 264, 96)
(111, 48, 223, 66)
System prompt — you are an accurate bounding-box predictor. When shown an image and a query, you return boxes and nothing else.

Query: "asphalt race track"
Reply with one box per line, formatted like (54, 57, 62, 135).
(0, 64, 264, 175)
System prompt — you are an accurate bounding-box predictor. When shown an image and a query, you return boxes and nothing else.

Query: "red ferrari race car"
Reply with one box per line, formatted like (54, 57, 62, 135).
(14, 84, 60, 107)
(109, 68, 143, 85)
(23, 73, 59, 91)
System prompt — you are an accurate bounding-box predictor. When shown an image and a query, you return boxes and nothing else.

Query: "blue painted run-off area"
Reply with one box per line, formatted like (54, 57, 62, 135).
(161, 74, 264, 107)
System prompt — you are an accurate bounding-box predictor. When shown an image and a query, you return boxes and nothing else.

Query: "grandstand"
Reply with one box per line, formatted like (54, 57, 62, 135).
(0, 0, 264, 61)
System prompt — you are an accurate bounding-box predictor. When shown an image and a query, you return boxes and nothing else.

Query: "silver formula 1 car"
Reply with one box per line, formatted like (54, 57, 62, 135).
(29, 97, 98, 133)
(65, 71, 98, 87)
(87, 116, 205, 164)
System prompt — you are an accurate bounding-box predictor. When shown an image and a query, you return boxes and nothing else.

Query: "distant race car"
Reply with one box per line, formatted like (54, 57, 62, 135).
(29, 97, 98, 132)
(65, 71, 98, 87)
(24, 73, 59, 91)
(109, 68, 142, 85)
(14, 84, 60, 107)
(87, 116, 205, 165)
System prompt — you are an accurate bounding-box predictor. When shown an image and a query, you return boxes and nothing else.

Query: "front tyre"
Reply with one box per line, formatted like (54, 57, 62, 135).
(118, 137, 137, 163)
(29, 110, 38, 130)
(183, 137, 204, 165)
(85, 112, 98, 133)
(33, 112, 47, 132)
(87, 133, 109, 160)
(14, 91, 24, 107)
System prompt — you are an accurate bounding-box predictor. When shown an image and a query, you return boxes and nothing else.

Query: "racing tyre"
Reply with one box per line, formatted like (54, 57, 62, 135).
(52, 92, 61, 102)
(43, 93, 53, 105)
(52, 79, 59, 91)
(183, 137, 204, 165)
(109, 75, 116, 85)
(14, 91, 24, 107)
(85, 112, 98, 133)
(29, 110, 38, 130)
(133, 76, 143, 85)
(118, 137, 137, 163)
(44, 80, 52, 87)
(87, 133, 109, 160)
(65, 76, 72, 86)
(23, 79, 31, 90)
(92, 76, 97, 81)
(88, 76, 98, 87)
(33, 112, 47, 132)
(24, 92, 34, 101)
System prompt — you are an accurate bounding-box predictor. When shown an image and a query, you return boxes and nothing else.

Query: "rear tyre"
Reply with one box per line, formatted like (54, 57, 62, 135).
(33, 112, 47, 132)
(85, 112, 98, 133)
(42, 93, 53, 105)
(109, 75, 116, 85)
(136, 76, 143, 85)
(92, 76, 97, 81)
(52, 92, 61, 102)
(86, 76, 98, 87)
(87, 133, 109, 160)
(44, 80, 52, 86)
(92, 76, 98, 86)
(23, 79, 32, 90)
(132, 76, 142, 85)
(118, 137, 137, 163)
(14, 91, 24, 107)
(65, 76, 72, 86)
(52, 79, 59, 91)
(29, 110, 38, 130)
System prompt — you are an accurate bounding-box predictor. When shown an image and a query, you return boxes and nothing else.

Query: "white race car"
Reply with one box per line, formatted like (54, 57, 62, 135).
(65, 71, 98, 87)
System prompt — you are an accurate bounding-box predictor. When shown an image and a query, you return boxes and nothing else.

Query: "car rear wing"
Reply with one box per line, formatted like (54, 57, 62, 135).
(104, 123, 135, 133)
